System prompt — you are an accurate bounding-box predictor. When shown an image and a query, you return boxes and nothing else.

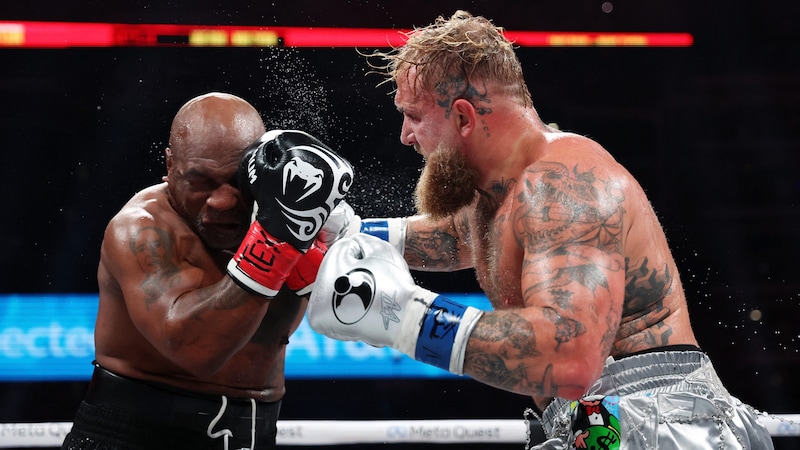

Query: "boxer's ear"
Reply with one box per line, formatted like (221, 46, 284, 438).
(163, 147, 173, 182)
(452, 98, 476, 138)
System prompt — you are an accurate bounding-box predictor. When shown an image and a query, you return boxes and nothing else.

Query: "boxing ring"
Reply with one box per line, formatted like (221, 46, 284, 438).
(2, 415, 799, 447)
(2, 295, 799, 447)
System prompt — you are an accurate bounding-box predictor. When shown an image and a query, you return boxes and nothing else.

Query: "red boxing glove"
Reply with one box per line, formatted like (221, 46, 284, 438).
(227, 221, 303, 297)
(285, 240, 326, 296)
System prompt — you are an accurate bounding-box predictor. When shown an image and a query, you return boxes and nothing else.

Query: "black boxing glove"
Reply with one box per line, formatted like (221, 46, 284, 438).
(227, 130, 353, 297)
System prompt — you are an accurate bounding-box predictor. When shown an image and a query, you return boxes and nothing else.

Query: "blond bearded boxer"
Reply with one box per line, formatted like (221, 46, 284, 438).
(308, 11, 774, 449)
(62, 92, 352, 450)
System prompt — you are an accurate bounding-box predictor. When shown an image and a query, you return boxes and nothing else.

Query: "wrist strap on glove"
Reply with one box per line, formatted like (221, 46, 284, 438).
(285, 241, 326, 296)
(360, 218, 407, 255)
(227, 221, 303, 297)
(395, 290, 483, 375)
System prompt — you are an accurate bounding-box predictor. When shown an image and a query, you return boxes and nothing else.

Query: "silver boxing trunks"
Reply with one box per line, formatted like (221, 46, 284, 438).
(528, 350, 774, 449)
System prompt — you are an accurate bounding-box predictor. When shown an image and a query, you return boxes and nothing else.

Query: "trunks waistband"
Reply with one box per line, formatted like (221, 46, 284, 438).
(84, 365, 280, 431)
(540, 349, 728, 430)
(619, 344, 701, 358)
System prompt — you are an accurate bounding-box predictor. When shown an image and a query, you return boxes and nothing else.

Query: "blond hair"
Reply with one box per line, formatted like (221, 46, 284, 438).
(370, 10, 532, 108)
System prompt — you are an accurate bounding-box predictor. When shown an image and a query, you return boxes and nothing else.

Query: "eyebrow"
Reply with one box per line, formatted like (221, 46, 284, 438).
(181, 168, 206, 178)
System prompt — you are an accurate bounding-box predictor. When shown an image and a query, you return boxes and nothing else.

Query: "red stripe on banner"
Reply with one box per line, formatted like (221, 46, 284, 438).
(278, 27, 408, 47)
(505, 31, 693, 47)
(0, 21, 693, 48)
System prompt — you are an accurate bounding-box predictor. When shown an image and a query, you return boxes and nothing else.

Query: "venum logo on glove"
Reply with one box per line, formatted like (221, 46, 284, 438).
(276, 144, 352, 244)
(230, 129, 353, 297)
(283, 156, 323, 201)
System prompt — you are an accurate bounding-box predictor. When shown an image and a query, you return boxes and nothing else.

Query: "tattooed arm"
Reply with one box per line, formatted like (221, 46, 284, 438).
(97, 203, 273, 378)
(403, 211, 475, 271)
(462, 161, 627, 401)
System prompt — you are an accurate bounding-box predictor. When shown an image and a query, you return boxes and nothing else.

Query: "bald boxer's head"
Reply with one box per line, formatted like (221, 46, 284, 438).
(168, 92, 265, 156)
(164, 92, 266, 250)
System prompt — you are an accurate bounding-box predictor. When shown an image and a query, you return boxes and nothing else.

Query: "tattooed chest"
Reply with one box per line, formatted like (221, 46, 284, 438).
(470, 209, 525, 308)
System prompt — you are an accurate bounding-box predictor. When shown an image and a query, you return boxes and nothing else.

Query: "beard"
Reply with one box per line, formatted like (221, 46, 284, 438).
(193, 218, 250, 251)
(414, 142, 479, 219)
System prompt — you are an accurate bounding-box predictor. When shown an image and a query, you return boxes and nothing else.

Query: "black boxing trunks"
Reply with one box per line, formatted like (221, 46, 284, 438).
(61, 365, 280, 450)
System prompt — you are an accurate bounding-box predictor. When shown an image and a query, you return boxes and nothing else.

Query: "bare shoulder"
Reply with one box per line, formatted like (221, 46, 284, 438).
(541, 131, 623, 171)
(517, 134, 627, 201)
(509, 130, 633, 271)
(100, 183, 188, 276)
(518, 131, 641, 210)
(104, 183, 175, 241)
(110, 183, 170, 220)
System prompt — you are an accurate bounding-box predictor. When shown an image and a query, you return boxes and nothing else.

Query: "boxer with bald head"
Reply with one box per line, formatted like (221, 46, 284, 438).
(62, 92, 352, 450)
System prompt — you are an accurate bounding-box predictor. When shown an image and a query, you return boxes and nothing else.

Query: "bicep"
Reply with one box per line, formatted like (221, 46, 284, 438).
(514, 163, 626, 351)
(102, 223, 204, 342)
(520, 246, 624, 357)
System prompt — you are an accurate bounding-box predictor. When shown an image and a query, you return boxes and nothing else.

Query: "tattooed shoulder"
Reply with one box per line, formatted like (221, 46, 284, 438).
(130, 226, 180, 307)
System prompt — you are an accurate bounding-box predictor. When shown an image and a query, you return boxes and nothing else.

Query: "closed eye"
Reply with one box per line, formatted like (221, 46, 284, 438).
(183, 171, 218, 191)
(403, 111, 420, 122)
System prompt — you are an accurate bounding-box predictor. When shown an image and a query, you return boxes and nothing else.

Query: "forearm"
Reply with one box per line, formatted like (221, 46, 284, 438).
(321, 206, 472, 271)
(163, 277, 271, 376)
(463, 309, 600, 400)
(403, 214, 473, 271)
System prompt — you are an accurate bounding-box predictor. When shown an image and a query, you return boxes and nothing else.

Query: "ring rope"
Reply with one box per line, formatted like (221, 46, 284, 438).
(1, 416, 799, 447)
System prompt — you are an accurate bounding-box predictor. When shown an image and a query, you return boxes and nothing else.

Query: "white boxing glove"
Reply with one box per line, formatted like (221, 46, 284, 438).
(359, 217, 407, 256)
(317, 201, 361, 249)
(307, 234, 483, 375)
(318, 202, 408, 256)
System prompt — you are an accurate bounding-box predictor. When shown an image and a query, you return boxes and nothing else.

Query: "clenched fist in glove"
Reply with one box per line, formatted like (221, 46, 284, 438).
(317, 201, 361, 249)
(227, 129, 353, 297)
(307, 234, 483, 375)
(317, 200, 408, 255)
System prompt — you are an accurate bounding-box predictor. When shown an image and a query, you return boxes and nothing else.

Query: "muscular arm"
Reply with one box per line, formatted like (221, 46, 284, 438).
(404, 212, 474, 271)
(101, 214, 272, 378)
(463, 162, 626, 400)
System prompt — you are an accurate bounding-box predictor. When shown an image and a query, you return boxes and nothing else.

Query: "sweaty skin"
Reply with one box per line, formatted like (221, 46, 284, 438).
(94, 93, 305, 402)
(394, 68, 699, 411)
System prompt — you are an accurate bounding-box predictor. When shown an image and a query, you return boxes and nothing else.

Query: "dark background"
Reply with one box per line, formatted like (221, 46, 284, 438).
(1, 0, 799, 448)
